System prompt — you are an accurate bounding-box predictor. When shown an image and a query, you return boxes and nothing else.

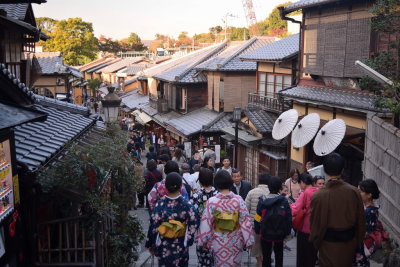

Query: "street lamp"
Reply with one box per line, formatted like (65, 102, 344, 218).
(232, 107, 241, 168)
(101, 86, 121, 125)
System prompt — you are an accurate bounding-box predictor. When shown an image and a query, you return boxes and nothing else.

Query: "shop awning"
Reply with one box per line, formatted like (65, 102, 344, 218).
(133, 110, 152, 125)
(221, 127, 262, 146)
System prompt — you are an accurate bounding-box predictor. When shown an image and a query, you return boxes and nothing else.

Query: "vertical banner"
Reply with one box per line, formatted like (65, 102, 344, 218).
(215, 145, 221, 164)
(184, 142, 191, 159)
(12, 175, 19, 206)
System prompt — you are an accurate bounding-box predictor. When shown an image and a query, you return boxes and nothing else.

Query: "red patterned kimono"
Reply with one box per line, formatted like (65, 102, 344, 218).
(196, 192, 254, 266)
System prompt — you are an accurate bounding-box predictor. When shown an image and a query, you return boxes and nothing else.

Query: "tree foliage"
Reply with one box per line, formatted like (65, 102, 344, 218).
(37, 125, 145, 265)
(37, 17, 99, 66)
(87, 78, 102, 97)
(127, 32, 146, 51)
(360, 0, 400, 126)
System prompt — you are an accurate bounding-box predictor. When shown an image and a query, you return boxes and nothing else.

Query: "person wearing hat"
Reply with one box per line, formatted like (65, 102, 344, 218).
(196, 170, 254, 266)
(309, 153, 366, 267)
(146, 172, 200, 267)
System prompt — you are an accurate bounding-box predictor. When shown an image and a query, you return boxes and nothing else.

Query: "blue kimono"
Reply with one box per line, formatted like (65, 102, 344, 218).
(146, 195, 200, 267)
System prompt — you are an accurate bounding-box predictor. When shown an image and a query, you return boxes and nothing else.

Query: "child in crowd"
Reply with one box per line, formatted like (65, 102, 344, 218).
(145, 172, 200, 266)
(197, 170, 254, 266)
(255, 176, 292, 267)
(190, 168, 218, 267)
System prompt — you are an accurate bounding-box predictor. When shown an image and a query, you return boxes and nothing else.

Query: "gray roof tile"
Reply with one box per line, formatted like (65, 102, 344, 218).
(279, 85, 381, 113)
(0, 3, 28, 20)
(202, 113, 234, 133)
(121, 64, 152, 76)
(120, 89, 149, 110)
(34, 52, 68, 74)
(167, 107, 219, 136)
(96, 57, 145, 74)
(14, 104, 95, 171)
(196, 37, 277, 72)
(285, 0, 340, 13)
(244, 108, 277, 134)
(151, 43, 226, 83)
(33, 94, 90, 116)
(240, 34, 299, 62)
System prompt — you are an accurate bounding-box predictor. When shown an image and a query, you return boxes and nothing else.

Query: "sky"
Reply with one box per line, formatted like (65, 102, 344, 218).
(33, 0, 290, 40)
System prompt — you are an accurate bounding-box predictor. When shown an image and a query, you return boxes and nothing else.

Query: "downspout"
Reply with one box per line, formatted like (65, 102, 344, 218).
(278, 6, 302, 177)
(278, 6, 303, 86)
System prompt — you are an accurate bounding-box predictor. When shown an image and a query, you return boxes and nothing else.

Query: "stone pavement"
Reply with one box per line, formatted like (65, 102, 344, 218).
(131, 207, 297, 267)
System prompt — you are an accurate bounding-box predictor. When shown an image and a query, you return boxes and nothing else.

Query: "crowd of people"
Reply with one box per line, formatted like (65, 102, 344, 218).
(126, 132, 388, 267)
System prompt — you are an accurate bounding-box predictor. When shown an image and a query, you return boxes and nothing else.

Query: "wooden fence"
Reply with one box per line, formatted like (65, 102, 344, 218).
(364, 113, 400, 244)
(36, 215, 112, 267)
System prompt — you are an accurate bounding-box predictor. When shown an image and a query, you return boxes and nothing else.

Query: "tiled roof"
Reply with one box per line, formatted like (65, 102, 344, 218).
(34, 52, 69, 74)
(153, 111, 182, 127)
(244, 108, 277, 134)
(0, 63, 36, 104)
(79, 57, 115, 72)
(202, 112, 234, 133)
(0, 3, 28, 20)
(279, 85, 381, 113)
(96, 57, 145, 74)
(121, 64, 153, 76)
(33, 94, 90, 116)
(196, 37, 277, 72)
(14, 104, 95, 170)
(120, 89, 149, 110)
(284, 0, 340, 13)
(85, 58, 122, 74)
(140, 102, 157, 117)
(240, 34, 299, 62)
(167, 107, 220, 136)
(148, 43, 227, 83)
(0, 102, 46, 130)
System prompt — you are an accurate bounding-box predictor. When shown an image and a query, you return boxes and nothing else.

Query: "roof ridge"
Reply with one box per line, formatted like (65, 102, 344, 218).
(216, 37, 258, 69)
(0, 63, 35, 104)
(175, 42, 228, 81)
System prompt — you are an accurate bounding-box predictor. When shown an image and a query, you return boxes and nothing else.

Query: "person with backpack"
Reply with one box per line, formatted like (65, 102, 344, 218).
(196, 170, 254, 266)
(140, 159, 162, 209)
(254, 176, 292, 267)
(181, 163, 196, 198)
(291, 173, 319, 267)
(245, 173, 271, 267)
(145, 172, 200, 266)
(190, 168, 217, 267)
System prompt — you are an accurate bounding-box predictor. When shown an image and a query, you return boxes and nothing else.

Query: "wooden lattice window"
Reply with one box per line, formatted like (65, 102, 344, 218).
(258, 72, 292, 98)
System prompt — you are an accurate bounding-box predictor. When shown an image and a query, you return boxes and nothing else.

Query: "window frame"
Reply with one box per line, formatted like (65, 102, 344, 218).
(257, 71, 292, 98)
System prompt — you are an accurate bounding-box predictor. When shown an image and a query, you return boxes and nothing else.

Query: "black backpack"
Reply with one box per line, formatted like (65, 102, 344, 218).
(260, 197, 287, 240)
(182, 177, 193, 199)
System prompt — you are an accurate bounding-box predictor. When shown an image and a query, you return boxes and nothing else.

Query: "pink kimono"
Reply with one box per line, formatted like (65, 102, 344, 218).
(196, 192, 254, 266)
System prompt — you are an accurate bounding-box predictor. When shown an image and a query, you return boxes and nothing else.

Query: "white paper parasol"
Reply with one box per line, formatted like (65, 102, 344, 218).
(292, 113, 320, 148)
(313, 119, 346, 156)
(272, 109, 298, 140)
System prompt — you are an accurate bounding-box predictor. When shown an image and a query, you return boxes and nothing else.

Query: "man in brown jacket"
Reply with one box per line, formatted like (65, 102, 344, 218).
(310, 153, 366, 267)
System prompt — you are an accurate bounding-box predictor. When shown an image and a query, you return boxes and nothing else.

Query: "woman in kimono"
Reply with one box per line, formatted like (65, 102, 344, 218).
(196, 170, 254, 267)
(190, 168, 218, 266)
(353, 179, 388, 267)
(146, 172, 200, 267)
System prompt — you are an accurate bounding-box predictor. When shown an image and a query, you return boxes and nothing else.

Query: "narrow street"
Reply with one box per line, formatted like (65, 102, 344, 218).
(131, 207, 297, 267)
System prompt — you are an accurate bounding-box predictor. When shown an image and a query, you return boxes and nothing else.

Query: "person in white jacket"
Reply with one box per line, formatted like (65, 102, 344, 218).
(245, 173, 271, 267)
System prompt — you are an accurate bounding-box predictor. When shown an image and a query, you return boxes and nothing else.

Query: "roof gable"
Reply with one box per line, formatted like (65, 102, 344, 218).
(284, 0, 341, 13)
(196, 36, 277, 72)
(240, 34, 299, 62)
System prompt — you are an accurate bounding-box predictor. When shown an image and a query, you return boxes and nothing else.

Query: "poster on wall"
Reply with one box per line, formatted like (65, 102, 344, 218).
(184, 142, 191, 159)
(0, 139, 14, 223)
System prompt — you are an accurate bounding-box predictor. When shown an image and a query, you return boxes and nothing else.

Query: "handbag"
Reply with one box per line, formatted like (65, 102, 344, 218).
(292, 193, 307, 230)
